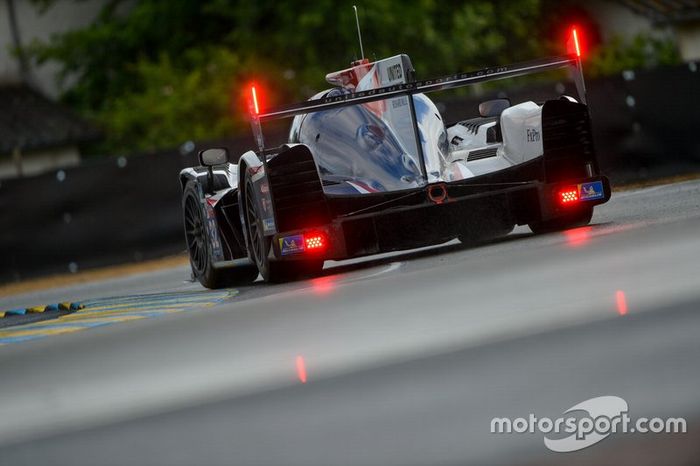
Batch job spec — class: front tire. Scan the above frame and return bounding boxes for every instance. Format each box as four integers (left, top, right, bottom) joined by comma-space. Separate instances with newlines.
182, 182, 258, 288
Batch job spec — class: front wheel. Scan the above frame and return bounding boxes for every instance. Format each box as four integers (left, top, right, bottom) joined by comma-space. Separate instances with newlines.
244, 178, 323, 282
182, 182, 259, 288
528, 207, 593, 234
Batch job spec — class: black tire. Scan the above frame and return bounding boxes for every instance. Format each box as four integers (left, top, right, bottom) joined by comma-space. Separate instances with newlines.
182, 182, 259, 288
244, 178, 323, 282
528, 207, 593, 234
458, 221, 514, 246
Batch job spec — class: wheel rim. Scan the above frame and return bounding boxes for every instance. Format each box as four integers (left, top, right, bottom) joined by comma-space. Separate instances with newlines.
184, 194, 207, 275
245, 181, 265, 267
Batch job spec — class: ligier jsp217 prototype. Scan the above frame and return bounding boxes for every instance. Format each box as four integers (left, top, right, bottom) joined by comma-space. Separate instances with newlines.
180, 30, 610, 287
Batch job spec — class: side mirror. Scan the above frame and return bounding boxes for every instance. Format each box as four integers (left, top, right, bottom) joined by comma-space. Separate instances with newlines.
199, 148, 229, 166
478, 98, 511, 118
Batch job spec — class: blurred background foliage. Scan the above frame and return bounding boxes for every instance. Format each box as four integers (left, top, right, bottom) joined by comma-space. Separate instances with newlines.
586, 33, 680, 77
26, 0, 680, 155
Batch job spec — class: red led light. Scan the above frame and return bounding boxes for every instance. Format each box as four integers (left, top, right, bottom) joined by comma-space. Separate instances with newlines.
559, 188, 579, 205
304, 233, 326, 251
251, 85, 260, 115
567, 26, 583, 58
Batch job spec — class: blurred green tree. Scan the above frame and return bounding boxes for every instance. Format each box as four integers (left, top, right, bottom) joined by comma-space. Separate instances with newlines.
586, 33, 680, 78
26, 0, 678, 155
26, 0, 551, 154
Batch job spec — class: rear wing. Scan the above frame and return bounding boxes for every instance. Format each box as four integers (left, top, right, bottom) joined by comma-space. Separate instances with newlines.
248, 43, 586, 151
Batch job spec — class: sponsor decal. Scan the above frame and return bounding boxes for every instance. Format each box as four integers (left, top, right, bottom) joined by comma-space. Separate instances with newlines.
526, 127, 541, 143
279, 234, 305, 255
391, 96, 408, 109
203, 203, 224, 261
579, 181, 604, 201
386, 63, 403, 81
261, 197, 272, 214
262, 217, 276, 233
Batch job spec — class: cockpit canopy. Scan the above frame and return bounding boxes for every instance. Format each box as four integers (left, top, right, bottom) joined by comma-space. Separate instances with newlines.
288, 54, 450, 194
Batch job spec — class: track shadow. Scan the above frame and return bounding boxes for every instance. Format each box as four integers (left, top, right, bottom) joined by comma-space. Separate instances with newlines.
240, 221, 612, 289
312, 232, 534, 278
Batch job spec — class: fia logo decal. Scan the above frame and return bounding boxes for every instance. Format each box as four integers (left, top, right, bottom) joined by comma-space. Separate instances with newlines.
279, 234, 305, 255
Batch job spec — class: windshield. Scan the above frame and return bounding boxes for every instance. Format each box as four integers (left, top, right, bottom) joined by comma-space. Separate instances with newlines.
296, 91, 426, 194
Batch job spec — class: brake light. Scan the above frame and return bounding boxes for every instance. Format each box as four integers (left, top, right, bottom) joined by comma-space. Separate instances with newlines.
559, 188, 579, 205
279, 231, 329, 255
304, 233, 327, 251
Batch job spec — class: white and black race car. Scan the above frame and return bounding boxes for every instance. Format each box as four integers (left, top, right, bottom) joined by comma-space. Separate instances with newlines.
180, 29, 610, 287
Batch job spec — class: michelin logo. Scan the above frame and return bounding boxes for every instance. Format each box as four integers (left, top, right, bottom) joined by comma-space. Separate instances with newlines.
579, 181, 604, 200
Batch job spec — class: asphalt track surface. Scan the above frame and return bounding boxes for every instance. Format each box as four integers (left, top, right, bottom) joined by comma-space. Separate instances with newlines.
1, 180, 699, 465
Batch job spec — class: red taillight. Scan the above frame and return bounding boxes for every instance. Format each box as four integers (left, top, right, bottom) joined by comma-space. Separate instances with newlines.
559, 188, 579, 205
279, 231, 329, 256
304, 233, 327, 252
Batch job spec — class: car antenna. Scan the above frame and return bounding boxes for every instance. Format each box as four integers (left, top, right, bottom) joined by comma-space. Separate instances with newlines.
353, 5, 365, 61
